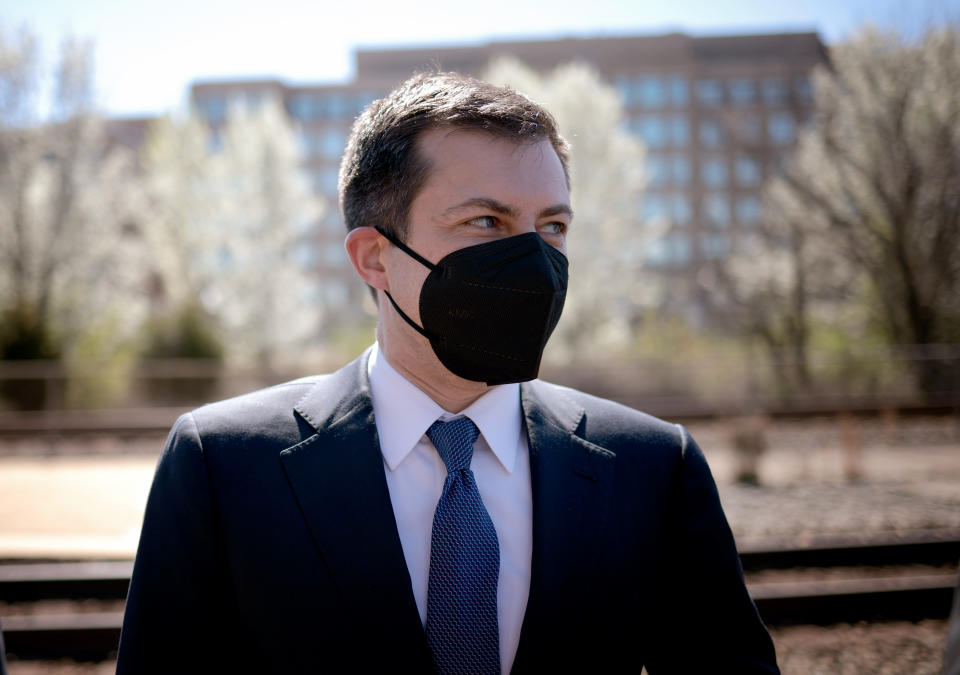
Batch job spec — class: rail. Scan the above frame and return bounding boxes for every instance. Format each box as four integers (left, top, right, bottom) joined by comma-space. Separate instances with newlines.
1, 530, 958, 660
0, 399, 956, 441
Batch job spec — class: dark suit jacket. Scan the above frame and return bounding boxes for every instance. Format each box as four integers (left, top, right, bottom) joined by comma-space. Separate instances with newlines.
117, 351, 778, 673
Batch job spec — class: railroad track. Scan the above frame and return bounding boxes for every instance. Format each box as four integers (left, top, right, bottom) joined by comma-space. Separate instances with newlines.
1, 530, 958, 661
1, 397, 957, 440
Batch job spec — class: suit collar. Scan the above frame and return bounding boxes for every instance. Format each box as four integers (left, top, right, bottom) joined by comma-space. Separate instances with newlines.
368, 341, 523, 474
281, 349, 433, 669
367, 342, 448, 471
282, 360, 616, 674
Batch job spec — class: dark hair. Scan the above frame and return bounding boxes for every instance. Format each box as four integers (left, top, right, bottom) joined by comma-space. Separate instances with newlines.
339, 71, 570, 242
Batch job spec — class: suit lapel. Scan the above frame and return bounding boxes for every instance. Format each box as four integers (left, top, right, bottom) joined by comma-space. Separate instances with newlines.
512, 380, 616, 672
279, 352, 431, 669
279, 359, 616, 672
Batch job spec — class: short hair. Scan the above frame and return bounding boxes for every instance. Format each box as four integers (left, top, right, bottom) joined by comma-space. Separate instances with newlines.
339, 71, 570, 242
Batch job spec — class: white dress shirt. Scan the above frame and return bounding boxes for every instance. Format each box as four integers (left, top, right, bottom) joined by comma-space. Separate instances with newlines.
367, 342, 532, 674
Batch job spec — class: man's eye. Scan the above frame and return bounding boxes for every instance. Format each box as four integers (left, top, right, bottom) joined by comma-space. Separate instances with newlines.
466, 216, 498, 229
540, 221, 567, 235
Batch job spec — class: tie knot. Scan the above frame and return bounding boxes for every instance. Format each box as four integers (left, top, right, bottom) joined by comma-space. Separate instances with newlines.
426, 417, 480, 473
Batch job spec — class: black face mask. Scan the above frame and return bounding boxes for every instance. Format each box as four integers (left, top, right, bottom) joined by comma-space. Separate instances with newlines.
376, 226, 568, 385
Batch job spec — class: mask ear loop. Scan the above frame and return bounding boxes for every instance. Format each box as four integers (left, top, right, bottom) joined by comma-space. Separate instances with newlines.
374, 226, 438, 340
382, 291, 431, 339
374, 226, 440, 272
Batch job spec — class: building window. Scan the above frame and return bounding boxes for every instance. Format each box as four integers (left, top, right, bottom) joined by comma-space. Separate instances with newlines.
701, 157, 728, 188
735, 155, 762, 185
310, 168, 340, 194
631, 115, 689, 148
298, 130, 318, 157
673, 156, 691, 186
702, 233, 730, 259
667, 75, 689, 106
671, 194, 693, 224
794, 74, 813, 103
326, 94, 347, 119
761, 77, 789, 106
642, 194, 668, 221
233, 90, 270, 111
357, 91, 379, 110
647, 155, 692, 187
736, 113, 763, 144
671, 115, 690, 146
289, 93, 357, 120
646, 232, 691, 266
643, 192, 694, 228
618, 75, 688, 109
735, 195, 763, 224
322, 167, 340, 194
614, 75, 633, 106
633, 116, 666, 148
290, 94, 319, 120
700, 119, 724, 148
196, 96, 227, 125
728, 78, 756, 105
321, 129, 345, 159
647, 156, 669, 187
768, 112, 797, 145
348, 94, 371, 117
704, 193, 730, 226
696, 79, 724, 106
290, 94, 311, 120
636, 75, 665, 108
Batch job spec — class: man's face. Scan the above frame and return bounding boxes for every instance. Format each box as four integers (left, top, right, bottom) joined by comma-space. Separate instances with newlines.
383, 126, 572, 333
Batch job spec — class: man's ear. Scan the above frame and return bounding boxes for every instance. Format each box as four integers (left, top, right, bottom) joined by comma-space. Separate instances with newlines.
344, 226, 389, 291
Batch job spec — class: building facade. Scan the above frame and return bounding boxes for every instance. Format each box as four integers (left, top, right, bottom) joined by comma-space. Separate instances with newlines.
190, 31, 827, 316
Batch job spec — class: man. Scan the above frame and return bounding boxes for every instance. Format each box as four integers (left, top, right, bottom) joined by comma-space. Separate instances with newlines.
117, 72, 779, 673
946, 575, 960, 675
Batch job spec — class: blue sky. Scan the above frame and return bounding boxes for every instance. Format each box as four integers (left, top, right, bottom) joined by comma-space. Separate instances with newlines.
2, 0, 957, 117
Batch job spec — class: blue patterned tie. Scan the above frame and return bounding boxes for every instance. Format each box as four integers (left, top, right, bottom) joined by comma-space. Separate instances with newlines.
425, 417, 501, 675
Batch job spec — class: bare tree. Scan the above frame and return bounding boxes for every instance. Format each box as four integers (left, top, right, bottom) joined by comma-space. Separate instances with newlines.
0, 26, 146, 362
718, 25, 960, 396
708, 185, 855, 395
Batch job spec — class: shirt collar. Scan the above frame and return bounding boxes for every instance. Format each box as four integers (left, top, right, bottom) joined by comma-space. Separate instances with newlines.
368, 342, 521, 474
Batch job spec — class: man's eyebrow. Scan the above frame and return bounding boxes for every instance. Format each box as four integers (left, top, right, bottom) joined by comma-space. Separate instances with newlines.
442, 198, 574, 220
442, 197, 519, 219
540, 204, 574, 220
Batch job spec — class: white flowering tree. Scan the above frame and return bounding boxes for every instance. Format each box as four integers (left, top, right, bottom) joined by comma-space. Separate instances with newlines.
0, 26, 146, 366
140, 100, 325, 368
484, 58, 651, 358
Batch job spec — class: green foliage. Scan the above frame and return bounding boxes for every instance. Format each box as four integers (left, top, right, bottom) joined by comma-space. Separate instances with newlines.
63, 314, 137, 409
0, 304, 60, 360
141, 302, 224, 360
324, 317, 377, 362
789, 320, 906, 397
0, 304, 60, 409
